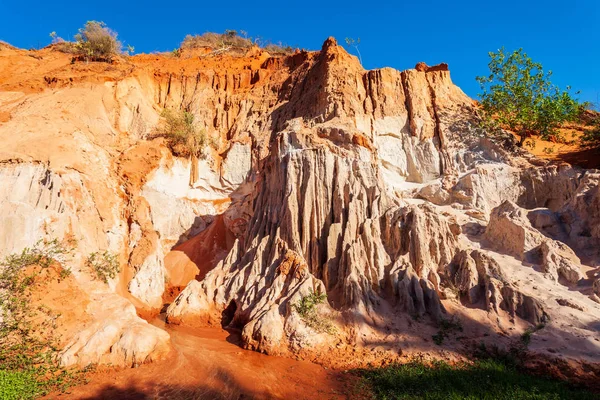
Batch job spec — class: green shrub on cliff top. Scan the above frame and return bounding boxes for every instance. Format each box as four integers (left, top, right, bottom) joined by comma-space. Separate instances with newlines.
51, 21, 133, 61
477, 48, 580, 146
73, 21, 122, 61
181, 30, 252, 51
180, 30, 295, 55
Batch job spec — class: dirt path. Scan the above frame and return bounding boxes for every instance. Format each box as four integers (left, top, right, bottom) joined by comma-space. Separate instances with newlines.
51, 317, 352, 399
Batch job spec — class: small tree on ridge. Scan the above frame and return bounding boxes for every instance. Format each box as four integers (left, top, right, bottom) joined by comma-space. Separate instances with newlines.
476, 48, 580, 146
74, 21, 123, 62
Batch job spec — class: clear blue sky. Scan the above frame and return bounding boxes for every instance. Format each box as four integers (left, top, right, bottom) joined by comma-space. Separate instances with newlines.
1, 0, 598, 104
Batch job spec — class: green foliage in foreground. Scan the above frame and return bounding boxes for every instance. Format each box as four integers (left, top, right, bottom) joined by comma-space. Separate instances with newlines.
0, 370, 43, 400
359, 358, 595, 400
0, 240, 86, 399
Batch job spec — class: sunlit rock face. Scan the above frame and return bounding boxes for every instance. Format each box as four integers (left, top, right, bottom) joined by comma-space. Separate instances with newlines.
1, 38, 599, 374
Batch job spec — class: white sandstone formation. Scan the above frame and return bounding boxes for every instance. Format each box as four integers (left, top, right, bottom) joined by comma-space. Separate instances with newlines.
0, 37, 599, 376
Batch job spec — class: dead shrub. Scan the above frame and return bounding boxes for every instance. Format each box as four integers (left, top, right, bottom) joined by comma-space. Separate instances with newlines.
181, 30, 252, 52
51, 21, 132, 62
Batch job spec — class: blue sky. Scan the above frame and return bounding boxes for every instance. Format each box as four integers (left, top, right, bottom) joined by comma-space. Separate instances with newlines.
1, 0, 598, 104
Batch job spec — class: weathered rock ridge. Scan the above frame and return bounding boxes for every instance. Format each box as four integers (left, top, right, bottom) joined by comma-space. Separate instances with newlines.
0, 38, 599, 378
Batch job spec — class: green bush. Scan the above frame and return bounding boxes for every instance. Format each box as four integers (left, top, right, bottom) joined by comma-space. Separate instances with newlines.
582, 115, 600, 147
0, 370, 43, 400
152, 109, 209, 158
50, 22, 134, 60
86, 251, 119, 283
150, 108, 220, 185
477, 48, 580, 146
49, 32, 77, 53
293, 290, 336, 334
1, 240, 70, 364
263, 42, 294, 55
358, 358, 595, 400
73, 21, 124, 62
0, 240, 83, 398
1, 239, 69, 281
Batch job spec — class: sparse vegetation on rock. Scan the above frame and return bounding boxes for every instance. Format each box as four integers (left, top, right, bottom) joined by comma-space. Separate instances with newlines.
151, 108, 219, 184
0, 240, 83, 399
431, 317, 463, 345
477, 48, 580, 146
86, 250, 119, 283
180, 30, 295, 55
262, 42, 294, 55
293, 291, 336, 334
152, 109, 209, 158
582, 113, 600, 147
48, 31, 77, 54
344, 37, 362, 64
181, 30, 252, 51
520, 323, 546, 347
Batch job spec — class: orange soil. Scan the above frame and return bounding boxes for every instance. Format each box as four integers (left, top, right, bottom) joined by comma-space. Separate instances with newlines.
0, 45, 275, 95
50, 319, 350, 400
26, 264, 92, 349
514, 124, 600, 169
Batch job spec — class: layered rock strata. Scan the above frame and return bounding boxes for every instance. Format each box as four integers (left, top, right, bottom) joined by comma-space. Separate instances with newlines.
0, 38, 598, 372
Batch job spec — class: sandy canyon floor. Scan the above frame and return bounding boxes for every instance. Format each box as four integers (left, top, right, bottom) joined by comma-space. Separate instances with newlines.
49, 317, 348, 400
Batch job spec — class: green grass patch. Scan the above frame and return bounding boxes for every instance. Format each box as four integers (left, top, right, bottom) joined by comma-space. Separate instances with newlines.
0, 370, 43, 400
358, 358, 595, 400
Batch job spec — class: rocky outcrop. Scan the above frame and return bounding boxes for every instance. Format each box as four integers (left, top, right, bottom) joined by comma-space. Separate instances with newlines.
499, 285, 548, 326
158, 41, 595, 358
485, 201, 584, 283
593, 279, 600, 297
449, 249, 549, 324
167, 120, 468, 352
60, 292, 171, 367
419, 163, 583, 221
539, 241, 584, 284
2, 38, 599, 375
0, 160, 171, 368
0, 162, 114, 257
558, 172, 600, 260
485, 201, 542, 259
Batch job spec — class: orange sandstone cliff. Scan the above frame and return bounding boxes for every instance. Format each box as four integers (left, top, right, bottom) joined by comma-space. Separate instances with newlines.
0, 39, 599, 384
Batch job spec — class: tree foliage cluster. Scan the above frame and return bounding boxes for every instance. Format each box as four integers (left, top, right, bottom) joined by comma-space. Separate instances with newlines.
477, 48, 582, 146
